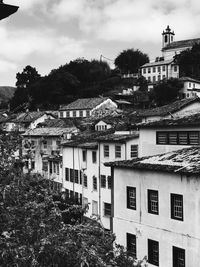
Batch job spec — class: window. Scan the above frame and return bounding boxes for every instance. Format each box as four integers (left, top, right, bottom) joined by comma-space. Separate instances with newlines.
31, 161, 35, 169
66, 111, 70, 117
83, 197, 88, 208
127, 233, 136, 258
171, 194, 183, 221
73, 111, 76, 117
86, 110, 90, 117
104, 202, 111, 216
42, 161, 48, 171
162, 65, 165, 71
189, 82, 191, 88
101, 175, 106, 188
115, 145, 121, 158
104, 145, 109, 157
193, 83, 195, 88
75, 170, 79, 183
158, 66, 161, 72
174, 65, 178, 72
153, 76, 156, 82
69, 169, 74, 182
148, 77, 151, 82
53, 162, 56, 173
79, 170, 82, 184
65, 168, 69, 181
148, 190, 159, 215
148, 239, 159, 266
24, 160, 29, 169
93, 176, 97, 190
43, 140, 47, 149
60, 111, 64, 118
92, 151, 97, 163
158, 75, 161, 81
156, 131, 200, 145
153, 67, 156, 73
79, 110, 83, 117
82, 150, 87, 162
173, 246, 185, 267
130, 145, 138, 158
92, 200, 98, 215
127, 187, 136, 210
84, 174, 88, 188
143, 68, 146, 74
107, 176, 112, 189
148, 68, 151, 73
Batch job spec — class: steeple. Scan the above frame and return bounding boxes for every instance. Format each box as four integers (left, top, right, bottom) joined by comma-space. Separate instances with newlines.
162, 25, 175, 49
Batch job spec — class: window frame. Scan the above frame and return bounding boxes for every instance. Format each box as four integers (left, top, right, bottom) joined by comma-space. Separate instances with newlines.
173, 246, 185, 267
148, 189, 159, 215
107, 176, 112, 189
104, 202, 111, 217
93, 176, 97, 191
104, 144, 109, 157
130, 145, 138, 158
101, 175, 106, 188
171, 193, 184, 221
115, 145, 121, 158
127, 233, 137, 258
127, 186, 136, 210
83, 174, 88, 188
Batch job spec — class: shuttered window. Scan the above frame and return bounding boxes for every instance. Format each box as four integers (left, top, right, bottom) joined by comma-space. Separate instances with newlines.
157, 131, 200, 145
157, 132, 168, 144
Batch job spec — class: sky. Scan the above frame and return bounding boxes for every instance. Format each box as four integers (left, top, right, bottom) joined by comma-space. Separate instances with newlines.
1, 0, 200, 86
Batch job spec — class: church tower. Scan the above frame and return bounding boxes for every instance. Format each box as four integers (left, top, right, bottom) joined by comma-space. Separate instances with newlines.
162, 25, 175, 49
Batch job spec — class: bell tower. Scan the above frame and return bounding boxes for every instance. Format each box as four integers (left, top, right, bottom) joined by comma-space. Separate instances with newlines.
162, 25, 175, 49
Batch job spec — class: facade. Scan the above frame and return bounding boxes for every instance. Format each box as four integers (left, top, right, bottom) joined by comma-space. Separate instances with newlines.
62, 132, 139, 230
22, 127, 79, 187
106, 147, 200, 267
138, 112, 200, 157
179, 77, 200, 98
59, 97, 117, 118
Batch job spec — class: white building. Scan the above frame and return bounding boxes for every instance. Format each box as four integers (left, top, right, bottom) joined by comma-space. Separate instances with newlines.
62, 132, 139, 230
138, 111, 200, 157
105, 146, 200, 267
179, 77, 200, 98
59, 97, 117, 118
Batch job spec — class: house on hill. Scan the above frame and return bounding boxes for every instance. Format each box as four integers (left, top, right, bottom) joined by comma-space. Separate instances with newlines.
59, 97, 117, 118
105, 146, 200, 267
179, 77, 200, 98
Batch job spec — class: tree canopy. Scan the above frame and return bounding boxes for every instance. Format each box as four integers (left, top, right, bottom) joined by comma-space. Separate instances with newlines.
152, 78, 183, 106
174, 43, 200, 79
114, 49, 149, 74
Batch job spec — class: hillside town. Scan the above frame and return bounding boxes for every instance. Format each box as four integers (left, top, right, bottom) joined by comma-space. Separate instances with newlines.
1, 1, 200, 267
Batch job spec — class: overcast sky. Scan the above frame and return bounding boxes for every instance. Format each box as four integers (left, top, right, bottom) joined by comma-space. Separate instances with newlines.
1, 0, 200, 86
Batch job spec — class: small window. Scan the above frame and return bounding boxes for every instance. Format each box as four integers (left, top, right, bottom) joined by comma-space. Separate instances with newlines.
158, 75, 161, 81
148, 68, 151, 73
73, 111, 76, 117
168, 132, 178, 145
107, 176, 112, 189
157, 132, 168, 144
188, 131, 199, 145
92, 151, 97, 163
174, 65, 178, 72
148, 239, 159, 266
162, 65, 165, 71
148, 190, 159, 215
153, 67, 156, 73
84, 174, 88, 188
92, 200, 98, 215
75, 170, 79, 183
70, 169, 74, 182
173, 246, 185, 267
101, 175, 106, 188
66, 111, 70, 117
158, 66, 161, 72
171, 194, 183, 221
127, 187, 136, 210
153, 76, 156, 82
148, 76, 151, 82
143, 68, 146, 74
115, 145, 121, 158
104, 202, 111, 217
93, 176, 97, 191
127, 233, 136, 258
60, 111, 64, 118
86, 110, 90, 117
79, 110, 83, 117
104, 145, 109, 157
130, 145, 138, 158
65, 168, 69, 181
82, 150, 87, 162
189, 82, 191, 88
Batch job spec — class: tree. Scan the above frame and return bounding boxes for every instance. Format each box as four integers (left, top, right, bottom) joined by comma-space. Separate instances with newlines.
152, 78, 183, 106
10, 65, 41, 110
174, 43, 200, 79
114, 49, 149, 74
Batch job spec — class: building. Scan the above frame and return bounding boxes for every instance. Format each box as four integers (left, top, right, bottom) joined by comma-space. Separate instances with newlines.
62, 131, 139, 230
22, 127, 79, 188
105, 146, 200, 267
59, 97, 117, 118
138, 111, 200, 157
179, 77, 200, 98
137, 97, 200, 123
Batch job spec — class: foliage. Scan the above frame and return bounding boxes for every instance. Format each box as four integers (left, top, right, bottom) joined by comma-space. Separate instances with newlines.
137, 76, 148, 92
114, 49, 149, 74
174, 43, 200, 79
11, 66, 41, 110
152, 78, 183, 106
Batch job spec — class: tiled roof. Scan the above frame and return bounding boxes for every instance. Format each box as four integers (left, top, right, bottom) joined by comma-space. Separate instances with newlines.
137, 97, 200, 117
23, 127, 77, 137
60, 97, 109, 111
162, 38, 200, 51
138, 111, 200, 128
105, 146, 200, 175
179, 77, 200, 83
96, 132, 139, 142
38, 118, 76, 128
7, 111, 50, 123
141, 59, 173, 68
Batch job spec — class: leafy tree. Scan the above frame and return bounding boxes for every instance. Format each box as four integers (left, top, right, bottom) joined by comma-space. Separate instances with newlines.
137, 76, 148, 92
152, 78, 183, 106
114, 49, 149, 74
10, 65, 41, 110
175, 43, 200, 79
